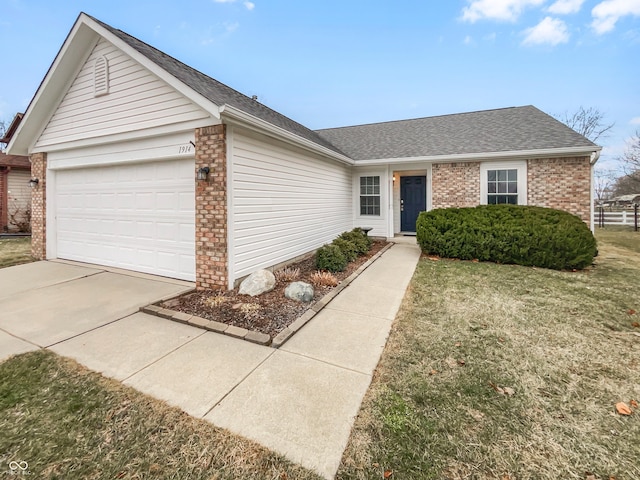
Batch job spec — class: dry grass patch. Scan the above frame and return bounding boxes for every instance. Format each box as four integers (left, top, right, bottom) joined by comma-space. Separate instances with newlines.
338, 231, 640, 480
0, 237, 33, 269
0, 350, 322, 480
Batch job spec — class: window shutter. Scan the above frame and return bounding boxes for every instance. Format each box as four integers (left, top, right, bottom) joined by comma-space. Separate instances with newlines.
94, 56, 109, 97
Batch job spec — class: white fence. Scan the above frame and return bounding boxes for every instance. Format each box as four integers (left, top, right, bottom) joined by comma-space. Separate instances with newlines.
596, 208, 638, 227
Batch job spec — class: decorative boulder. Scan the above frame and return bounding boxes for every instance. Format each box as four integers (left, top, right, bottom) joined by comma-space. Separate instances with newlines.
239, 269, 276, 296
285, 281, 314, 302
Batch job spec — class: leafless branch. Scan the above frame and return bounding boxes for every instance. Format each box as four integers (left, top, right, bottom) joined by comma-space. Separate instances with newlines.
555, 106, 615, 144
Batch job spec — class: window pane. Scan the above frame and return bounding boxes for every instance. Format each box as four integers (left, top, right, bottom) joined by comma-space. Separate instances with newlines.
497, 170, 507, 181
488, 182, 496, 193
507, 169, 518, 181
507, 182, 518, 194
488, 194, 518, 205
359, 176, 381, 216
488, 170, 496, 182
497, 182, 507, 193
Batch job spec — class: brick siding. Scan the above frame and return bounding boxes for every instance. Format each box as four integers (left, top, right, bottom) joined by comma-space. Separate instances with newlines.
432, 162, 481, 208
195, 125, 228, 290
0, 167, 7, 231
30, 153, 47, 259
527, 156, 591, 224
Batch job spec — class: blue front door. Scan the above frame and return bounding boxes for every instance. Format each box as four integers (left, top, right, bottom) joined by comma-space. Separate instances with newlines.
400, 176, 427, 232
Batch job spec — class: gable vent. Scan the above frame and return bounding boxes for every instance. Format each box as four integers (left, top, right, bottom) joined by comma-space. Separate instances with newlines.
94, 55, 109, 97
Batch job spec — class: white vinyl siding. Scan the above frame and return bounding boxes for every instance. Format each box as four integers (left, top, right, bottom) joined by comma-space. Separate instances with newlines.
35, 38, 210, 148
54, 159, 195, 280
230, 129, 352, 281
7, 169, 32, 231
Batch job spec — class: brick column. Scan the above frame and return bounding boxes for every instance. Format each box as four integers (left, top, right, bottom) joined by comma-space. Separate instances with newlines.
195, 125, 228, 290
0, 167, 8, 232
30, 152, 47, 259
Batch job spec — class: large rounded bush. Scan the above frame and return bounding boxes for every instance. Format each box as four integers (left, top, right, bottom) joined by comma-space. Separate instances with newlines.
416, 205, 597, 270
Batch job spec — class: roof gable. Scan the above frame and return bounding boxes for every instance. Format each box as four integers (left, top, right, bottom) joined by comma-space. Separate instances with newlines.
316, 106, 599, 161
34, 35, 212, 149
87, 15, 346, 156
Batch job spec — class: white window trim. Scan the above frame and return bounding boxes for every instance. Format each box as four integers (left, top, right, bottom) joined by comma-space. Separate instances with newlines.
359, 175, 382, 216
480, 160, 527, 205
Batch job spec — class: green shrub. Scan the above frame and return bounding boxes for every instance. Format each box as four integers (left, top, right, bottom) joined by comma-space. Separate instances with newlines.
416, 205, 597, 270
315, 244, 348, 272
332, 238, 358, 262
339, 228, 372, 256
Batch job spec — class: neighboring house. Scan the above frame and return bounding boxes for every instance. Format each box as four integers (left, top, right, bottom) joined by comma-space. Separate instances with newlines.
7, 13, 601, 289
0, 152, 31, 233
604, 194, 640, 208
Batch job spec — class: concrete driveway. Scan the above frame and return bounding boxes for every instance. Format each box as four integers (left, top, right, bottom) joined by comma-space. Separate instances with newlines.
0, 261, 194, 359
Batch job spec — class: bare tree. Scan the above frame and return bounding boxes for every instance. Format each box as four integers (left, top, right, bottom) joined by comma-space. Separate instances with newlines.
617, 130, 640, 192
593, 168, 616, 203
0, 119, 7, 152
555, 106, 614, 144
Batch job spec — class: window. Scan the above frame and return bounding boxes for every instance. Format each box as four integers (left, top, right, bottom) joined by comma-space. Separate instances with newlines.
360, 176, 380, 215
487, 169, 518, 204
480, 161, 527, 206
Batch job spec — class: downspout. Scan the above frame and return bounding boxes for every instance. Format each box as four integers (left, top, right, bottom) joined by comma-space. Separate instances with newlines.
590, 150, 601, 233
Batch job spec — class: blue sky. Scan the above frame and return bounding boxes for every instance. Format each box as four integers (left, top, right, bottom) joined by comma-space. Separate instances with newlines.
1, 0, 638, 171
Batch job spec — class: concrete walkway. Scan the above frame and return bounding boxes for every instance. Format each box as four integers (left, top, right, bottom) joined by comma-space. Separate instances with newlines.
0, 240, 420, 479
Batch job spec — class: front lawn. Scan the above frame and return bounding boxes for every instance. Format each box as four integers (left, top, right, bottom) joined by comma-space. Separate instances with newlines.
338, 229, 640, 479
0, 237, 33, 268
0, 351, 322, 479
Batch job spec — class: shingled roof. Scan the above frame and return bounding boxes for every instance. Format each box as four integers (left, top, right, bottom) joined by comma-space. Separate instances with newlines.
315, 106, 598, 161
88, 15, 347, 157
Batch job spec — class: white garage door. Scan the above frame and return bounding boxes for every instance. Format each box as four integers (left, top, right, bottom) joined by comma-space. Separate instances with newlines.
55, 159, 195, 281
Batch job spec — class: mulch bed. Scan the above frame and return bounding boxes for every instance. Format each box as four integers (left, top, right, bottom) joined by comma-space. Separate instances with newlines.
163, 240, 387, 338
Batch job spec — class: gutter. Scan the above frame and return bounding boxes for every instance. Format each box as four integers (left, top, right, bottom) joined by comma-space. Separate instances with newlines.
219, 104, 355, 166
354, 145, 603, 166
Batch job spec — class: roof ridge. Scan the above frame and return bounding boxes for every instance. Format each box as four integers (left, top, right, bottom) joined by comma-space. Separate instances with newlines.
315, 105, 532, 132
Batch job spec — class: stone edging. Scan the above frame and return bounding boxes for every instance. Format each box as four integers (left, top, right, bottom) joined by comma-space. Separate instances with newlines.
140, 241, 395, 348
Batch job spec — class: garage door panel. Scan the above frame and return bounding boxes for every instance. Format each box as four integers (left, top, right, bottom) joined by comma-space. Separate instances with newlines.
55, 159, 195, 281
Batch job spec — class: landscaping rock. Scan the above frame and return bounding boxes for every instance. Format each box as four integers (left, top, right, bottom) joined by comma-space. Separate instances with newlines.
239, 269, 276, 296
285, 281, 314, 302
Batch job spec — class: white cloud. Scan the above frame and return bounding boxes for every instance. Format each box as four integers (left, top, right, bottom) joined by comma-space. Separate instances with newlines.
464, 35, 474, 45
591, 0, 640, 34
548, 0, 585, 14
213, 0, 255, 8
462, 0, 546, 23
631, 117, 640, 125
522, 16, 570, 45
